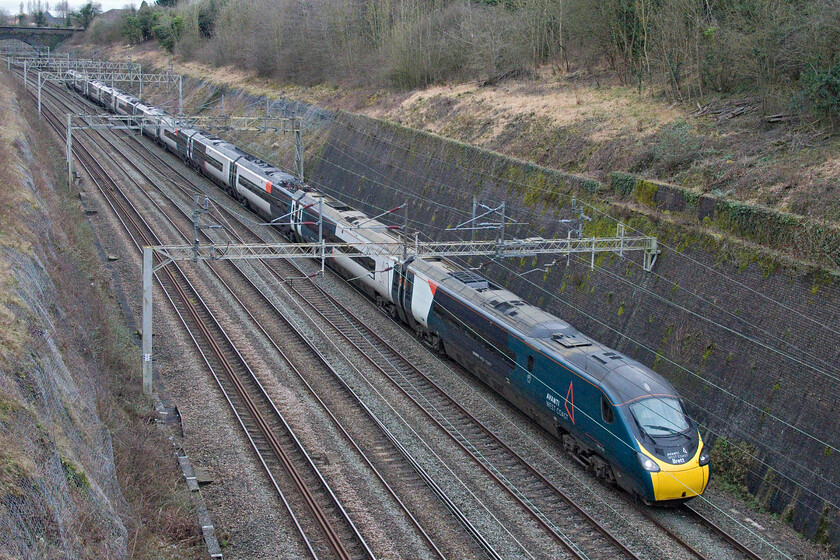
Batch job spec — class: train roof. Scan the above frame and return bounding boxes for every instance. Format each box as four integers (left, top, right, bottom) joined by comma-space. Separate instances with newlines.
411, 257, 677, 405
301, 190, 403, 246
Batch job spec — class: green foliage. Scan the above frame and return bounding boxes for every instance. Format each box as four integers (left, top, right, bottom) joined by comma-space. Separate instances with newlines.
74, 2, 101, 30
610, 171, 637, 196
702, 342, 714, 361
804, 63, 840, 121
121, 12, 143, 43
152, 13, 184, 52
581, 178, 602, 194
196, 0, 221, 38
32, 10, 46, 26
61, 457, 89, 489
815, 503, 834, 545
635, 180, 659, 207
712, 437, 756, 489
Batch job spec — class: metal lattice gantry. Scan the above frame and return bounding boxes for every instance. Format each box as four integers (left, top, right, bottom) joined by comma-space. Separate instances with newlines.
139, 226, 658, 393
28, 68, 183, 117
6, 55, 182, 112
0, 44, 51, 57
71, 70, 181, 103
149, 234, 659, 268
19, 57, 141, 83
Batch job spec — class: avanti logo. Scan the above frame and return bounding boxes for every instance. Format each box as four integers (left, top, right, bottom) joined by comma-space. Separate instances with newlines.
564, 381, 575, 425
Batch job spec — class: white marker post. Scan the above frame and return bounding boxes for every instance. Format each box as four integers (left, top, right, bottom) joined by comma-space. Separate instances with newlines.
142, 246, 153, 395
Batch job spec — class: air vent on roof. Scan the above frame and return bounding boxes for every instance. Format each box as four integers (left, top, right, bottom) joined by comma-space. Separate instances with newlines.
449, 270, 489, 290
552, 333, 592, 348
494, 302, 513, 313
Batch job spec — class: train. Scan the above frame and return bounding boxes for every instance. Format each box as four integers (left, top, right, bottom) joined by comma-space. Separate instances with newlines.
66, 69, 710, 503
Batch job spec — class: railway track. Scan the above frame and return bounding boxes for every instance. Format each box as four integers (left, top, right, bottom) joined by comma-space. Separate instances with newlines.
47, 82, 639, 559
24, 68, 374, 560
31, 72, 506, 559
15, 63, 780, 560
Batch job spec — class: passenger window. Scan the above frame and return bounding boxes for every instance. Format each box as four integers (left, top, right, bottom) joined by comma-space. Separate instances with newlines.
601, 396, 614, 424
527, 355, 534, 373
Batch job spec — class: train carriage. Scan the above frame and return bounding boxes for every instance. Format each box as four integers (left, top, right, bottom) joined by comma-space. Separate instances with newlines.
401, 256, 710, 502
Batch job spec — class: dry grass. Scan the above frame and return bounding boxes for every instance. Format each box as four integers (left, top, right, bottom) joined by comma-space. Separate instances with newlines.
0, 74, 35, 365
0, 433, 36, 498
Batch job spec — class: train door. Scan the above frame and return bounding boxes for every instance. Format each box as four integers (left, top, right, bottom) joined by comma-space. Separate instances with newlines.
228, 163, 238, 197
391, 260, 419, 330
290, 197, 304, 237
402, 268, 416, 328
391, 262, 410, 323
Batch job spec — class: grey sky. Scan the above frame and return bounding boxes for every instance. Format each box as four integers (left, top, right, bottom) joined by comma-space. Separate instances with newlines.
0, 0, 132, 15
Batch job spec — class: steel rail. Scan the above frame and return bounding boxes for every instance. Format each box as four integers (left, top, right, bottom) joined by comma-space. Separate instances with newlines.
685, 505, 765, 560
34, 75, 498, 560
48, 78, 633, 559
29, 77, 370, 560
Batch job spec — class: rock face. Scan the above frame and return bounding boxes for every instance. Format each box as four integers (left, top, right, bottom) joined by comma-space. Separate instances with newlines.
0, 76, 128, 559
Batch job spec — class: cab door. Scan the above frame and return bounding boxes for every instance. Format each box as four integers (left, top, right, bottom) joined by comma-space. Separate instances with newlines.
391, 260, 419, 329
391, 262, 408, 323
290, 198, 304, 236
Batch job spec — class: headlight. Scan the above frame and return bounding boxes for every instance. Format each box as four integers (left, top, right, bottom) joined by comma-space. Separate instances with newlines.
637, 452, 660, 472
698, 445, 710, 466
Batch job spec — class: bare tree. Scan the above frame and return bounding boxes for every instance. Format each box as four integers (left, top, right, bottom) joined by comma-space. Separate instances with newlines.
55, 0, 68, 19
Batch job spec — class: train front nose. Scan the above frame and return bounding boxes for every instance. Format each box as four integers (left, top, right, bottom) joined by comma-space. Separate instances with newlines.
637, 438, 710, 502
650, 462, 709, 501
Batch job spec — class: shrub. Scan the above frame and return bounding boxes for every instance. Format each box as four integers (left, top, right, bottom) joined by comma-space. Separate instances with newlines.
804, 63, 840, 122
86, 15, 123, 44
712, 437, 755, 488
153, 13, 185, 53
609, 171, 637, 196
652, 120, 702, 174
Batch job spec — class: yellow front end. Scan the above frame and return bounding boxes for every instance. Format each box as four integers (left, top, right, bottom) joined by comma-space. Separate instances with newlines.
639, 437, 710, 501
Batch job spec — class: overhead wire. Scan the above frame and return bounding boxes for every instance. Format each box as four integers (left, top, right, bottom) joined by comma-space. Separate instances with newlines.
310, 129, 840, 412
317, 126, 840, 391
215, 120, 840, 457
244, 135, 840, 456
273, 138, 840, 511
418, 277, 793, 558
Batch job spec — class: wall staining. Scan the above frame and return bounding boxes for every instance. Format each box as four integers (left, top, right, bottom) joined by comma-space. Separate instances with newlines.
306, 110, 840, 550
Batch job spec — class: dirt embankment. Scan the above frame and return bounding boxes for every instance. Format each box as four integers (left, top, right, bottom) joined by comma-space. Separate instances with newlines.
0, 71, 200, 558
94, 42, 840, 224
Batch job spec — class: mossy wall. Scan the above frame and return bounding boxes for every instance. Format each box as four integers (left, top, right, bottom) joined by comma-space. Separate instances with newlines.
304, 111, 840, 549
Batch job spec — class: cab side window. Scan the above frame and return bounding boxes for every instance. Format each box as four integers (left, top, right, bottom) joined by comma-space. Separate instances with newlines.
601, 396, 614, 424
